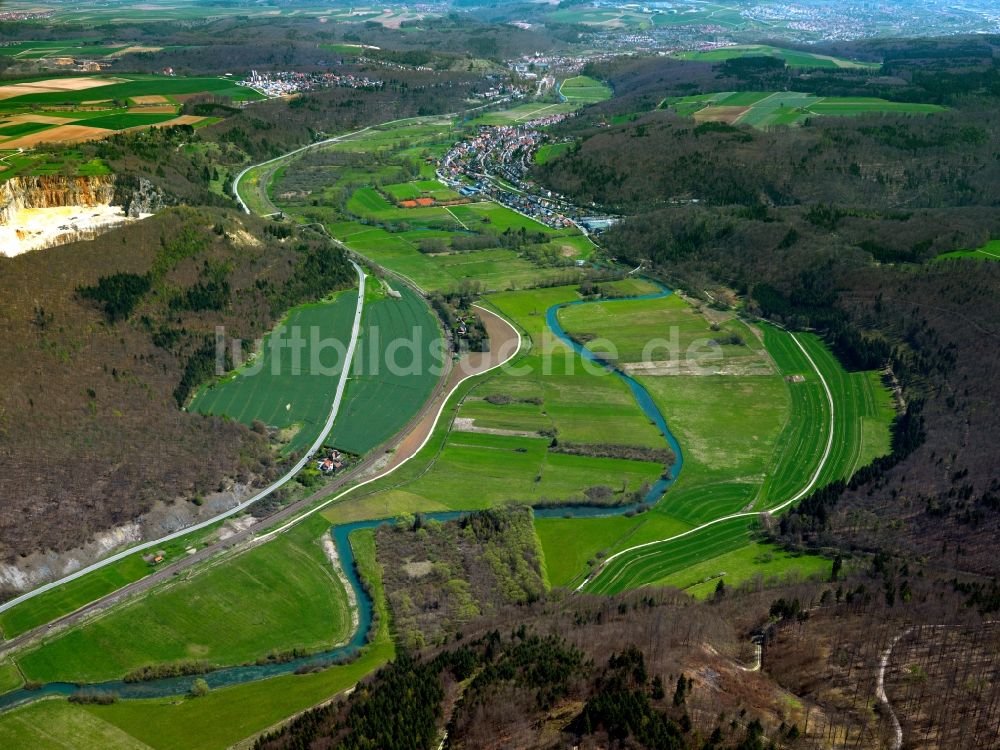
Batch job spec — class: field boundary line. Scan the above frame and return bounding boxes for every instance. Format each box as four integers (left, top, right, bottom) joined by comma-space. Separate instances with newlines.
577, 331, 837, 593
0, 262, 367, 617
444, 205, 469, 230
255, 304, 522, 541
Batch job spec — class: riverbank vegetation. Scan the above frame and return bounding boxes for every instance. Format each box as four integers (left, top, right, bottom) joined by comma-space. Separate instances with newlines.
13, 517, 352, 684
376, 506, 545, 649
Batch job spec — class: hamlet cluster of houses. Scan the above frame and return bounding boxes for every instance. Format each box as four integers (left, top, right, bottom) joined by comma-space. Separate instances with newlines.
437, 115, 616, 233
239, 70, 382, 98
315, 448, 346, 475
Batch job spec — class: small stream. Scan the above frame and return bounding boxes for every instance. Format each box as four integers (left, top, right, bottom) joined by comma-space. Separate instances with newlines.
0, 280, 684, 712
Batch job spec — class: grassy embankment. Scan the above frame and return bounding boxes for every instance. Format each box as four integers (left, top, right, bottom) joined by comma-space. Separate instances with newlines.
0, 529, 392, 750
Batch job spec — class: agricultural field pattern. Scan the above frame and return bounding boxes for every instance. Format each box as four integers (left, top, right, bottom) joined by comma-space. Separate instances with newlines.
5, 41, 971, 744
663, 90, 946, 128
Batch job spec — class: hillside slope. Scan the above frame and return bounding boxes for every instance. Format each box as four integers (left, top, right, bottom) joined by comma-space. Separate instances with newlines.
0, 208, 353, 579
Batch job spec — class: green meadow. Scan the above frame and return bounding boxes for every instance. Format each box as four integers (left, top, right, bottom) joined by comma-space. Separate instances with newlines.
654, 541, 832, 598
330, 283, 442, 455
321, 283, 672, 525
14, 517, 352, 684
531, 287, 893, 592
559, 75, 612, 103
189, 292, 357, 456
663, 90, 945, 128
584, 517, 759, 595
936, 239, 1000, 262
0, 74, 261, 106
264, 109, 595, 295
534, 141, 572, 164
574, 322, 894, 594
0, 520, 228, 641
0, 77, 904, 742
557, 292, 770, 368
0, 529, 393, 750
676, 44, 878, 69
0, 699, 152, 750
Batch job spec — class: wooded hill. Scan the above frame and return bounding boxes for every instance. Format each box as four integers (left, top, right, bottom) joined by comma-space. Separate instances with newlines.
536, 44, 1000, 596
255, 554, 1000, 749
0, 208, 353, 568
0, 59, 503, 571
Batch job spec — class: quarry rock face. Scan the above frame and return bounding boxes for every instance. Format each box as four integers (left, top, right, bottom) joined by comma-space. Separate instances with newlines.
118, 176, 166, 218
0, 174, 118, 225
0, 173, 165, 255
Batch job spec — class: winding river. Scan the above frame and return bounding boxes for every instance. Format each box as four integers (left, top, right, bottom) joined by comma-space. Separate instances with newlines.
0, 280, 684, 712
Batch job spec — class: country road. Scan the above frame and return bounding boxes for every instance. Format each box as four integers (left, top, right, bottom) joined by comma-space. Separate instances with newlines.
0, 98, 518, 652
0, 261, 367, 625
0, 305, 520, 659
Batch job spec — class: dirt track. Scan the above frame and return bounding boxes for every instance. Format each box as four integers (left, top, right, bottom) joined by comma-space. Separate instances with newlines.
0, 307, 520, 658
377, 307, 520, 475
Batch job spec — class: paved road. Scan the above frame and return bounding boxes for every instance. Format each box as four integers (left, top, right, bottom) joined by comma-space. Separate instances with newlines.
0, 98, 517, 647
0, 305, 520, 658
577, 330, 837, 593
0, 261, 366, 622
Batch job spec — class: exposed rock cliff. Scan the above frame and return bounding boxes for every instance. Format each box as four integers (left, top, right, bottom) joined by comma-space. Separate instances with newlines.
0, 174, 118, 225
115, 175, 166, 218
0, 174, 165, 256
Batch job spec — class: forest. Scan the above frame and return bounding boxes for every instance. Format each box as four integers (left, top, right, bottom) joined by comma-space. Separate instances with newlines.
0, 207, 354, 568
536, 44, 1000, 616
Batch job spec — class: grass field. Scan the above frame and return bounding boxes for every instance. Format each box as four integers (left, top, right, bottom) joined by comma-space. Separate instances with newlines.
585, 517, 758, 595
470, 102, 579, 126
663, 91, 945, 128
0, 40, 180, 61
0, 75, 260, 106
0, 519, 229, 641
544, 1, 746, 29
0, 659, 22, 694
0, 699, 153, 750
0, 529, 394, 750
189, 291, 356, 456
559, 75, 612, 103
936, 239, 1000, 262
537, 513, 692, 588
0, 121, 52, 137
557, 293, 770, 369
382, 180, 459, 203
320, 284, 671, 525
572, 321, 895, 594
14, 517, 352, 684
75, 112, 180, 130
654, 541, 831, 598
534, 142, 571, 165
0, 74, 260, 152
328, 283, 442, 455
676, 44, 878, 69
261, 109, 593, 295
530, 287, 893, 592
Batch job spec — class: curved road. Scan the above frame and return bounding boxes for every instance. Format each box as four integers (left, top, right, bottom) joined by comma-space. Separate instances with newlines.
0, 261, 367, 619
0, 102, 514, 647
577, 329, 837, 592
0, 305, 520, 658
